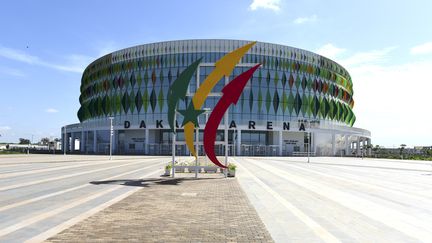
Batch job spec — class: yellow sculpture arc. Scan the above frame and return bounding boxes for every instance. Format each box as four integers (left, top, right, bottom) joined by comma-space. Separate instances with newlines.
184, 42, 256, 157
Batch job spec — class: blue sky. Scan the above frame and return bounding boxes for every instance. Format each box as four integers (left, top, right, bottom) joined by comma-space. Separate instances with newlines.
1, 0, 431, 147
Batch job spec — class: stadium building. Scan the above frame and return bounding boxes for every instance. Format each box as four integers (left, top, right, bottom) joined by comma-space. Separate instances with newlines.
62, 39, 371, 156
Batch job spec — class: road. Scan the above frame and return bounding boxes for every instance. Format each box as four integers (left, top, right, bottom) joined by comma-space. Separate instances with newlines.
234, 157, 432, 243
0, 154, 169, 243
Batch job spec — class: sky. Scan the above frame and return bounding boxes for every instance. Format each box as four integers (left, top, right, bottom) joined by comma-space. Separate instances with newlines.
0, 0, 431, 147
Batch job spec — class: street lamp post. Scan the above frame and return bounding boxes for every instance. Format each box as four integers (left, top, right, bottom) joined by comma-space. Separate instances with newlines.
195, 115, 199, 179
224, 76, 229, 178
109, 117, 114, 160
307, 132, 310, 163
196, 108, 211, 179
233, 129, 236, 157
172, 112, 176, 178
64, 127, 67, 155
27, 134, 33, 155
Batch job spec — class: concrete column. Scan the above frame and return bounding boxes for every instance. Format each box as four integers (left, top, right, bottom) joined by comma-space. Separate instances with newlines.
112, 130, 117, 154
80, 130, 85, 153
85, 131, 89, 154
145, 128, 149, 155
62, 130, 68, 153
236, 129, 241, 156
331, 132, 336, 156
70, 133, 75, 152
356, 136, 361, 156
93, 130, 97, 154
345, 135, 350, 156
312, 132, 316, 155
367, 138, 372, 156
278, 131, 283, 156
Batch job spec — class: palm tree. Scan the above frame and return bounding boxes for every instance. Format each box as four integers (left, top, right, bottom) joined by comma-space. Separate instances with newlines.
372, 144, 380, 157
40, 137, 50, 145
400, 144, 407, 159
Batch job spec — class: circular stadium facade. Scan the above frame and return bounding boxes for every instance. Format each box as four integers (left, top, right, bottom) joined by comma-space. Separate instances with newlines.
62, 39, 371, 156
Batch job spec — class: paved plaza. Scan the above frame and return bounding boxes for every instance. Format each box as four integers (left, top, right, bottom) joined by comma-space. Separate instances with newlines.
46, 175, 273, 243
0, 155, 432, 242
0, 155, 168, 242
234, 157, 432, 242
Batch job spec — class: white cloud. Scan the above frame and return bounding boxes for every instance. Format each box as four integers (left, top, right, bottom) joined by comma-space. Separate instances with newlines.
249, 0, 281, 12
0, 126, 11, 131
45, 108, 59, 113
48, 54, 93, 73
316, 43, 346, 59
315, 44, 396, 67
0, 45, 91, 73
0, 66, 26, 77
339, 46, 397, 67
0, 46, 39, 64
351, 60, 432, 147
410, 42, 432, 55
314, 44, 430, 146
293, 15, 317, 24
96, 41, 119, 57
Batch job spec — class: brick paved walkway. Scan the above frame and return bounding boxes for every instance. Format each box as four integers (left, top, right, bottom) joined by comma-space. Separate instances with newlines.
46, 174, 273, 242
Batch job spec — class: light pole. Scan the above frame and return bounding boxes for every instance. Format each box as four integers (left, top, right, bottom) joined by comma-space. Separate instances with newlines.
64, 126, 67, 155
224, 76, 229, 178
31, 134, 33, 154
196, 108, 211, 179
195, 114, 199, 179
109, 117, 114, 160
172, 112, 176, 178
27, 134, 33, 155
233, 129, 236, 157
306, 132, 310, 163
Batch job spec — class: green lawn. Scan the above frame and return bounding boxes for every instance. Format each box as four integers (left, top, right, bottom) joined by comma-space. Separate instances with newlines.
0, 150, 25, 155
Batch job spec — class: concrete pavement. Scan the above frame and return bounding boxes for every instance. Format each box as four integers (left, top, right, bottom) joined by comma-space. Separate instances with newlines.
234, 157, 432, 242
0, 155, 169, 242
45, 174, 273, 243
2, 155, 432, 242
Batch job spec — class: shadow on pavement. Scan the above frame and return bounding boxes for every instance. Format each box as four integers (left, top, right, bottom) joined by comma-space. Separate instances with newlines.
90, 177, 220, 187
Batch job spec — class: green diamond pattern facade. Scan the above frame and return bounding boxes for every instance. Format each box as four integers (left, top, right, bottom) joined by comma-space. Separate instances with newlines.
65, 39, 370, 156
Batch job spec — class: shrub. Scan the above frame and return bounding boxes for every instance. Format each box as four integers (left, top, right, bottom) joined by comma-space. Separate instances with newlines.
228, 163, 236, 171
